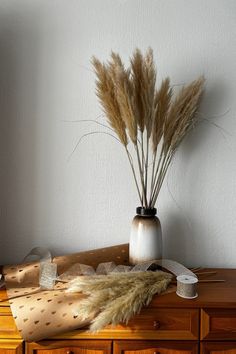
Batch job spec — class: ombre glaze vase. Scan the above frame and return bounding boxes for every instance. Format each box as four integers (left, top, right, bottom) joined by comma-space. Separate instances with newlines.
129, 207, 162, 265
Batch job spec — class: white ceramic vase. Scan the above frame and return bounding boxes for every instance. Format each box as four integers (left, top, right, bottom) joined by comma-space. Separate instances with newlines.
129, 207, 162, 265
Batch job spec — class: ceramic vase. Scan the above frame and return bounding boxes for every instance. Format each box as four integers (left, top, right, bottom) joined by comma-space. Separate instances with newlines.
129, 207, 162, 265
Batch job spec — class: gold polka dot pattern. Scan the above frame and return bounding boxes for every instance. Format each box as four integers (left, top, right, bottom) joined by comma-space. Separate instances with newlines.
3, 244, 129, 342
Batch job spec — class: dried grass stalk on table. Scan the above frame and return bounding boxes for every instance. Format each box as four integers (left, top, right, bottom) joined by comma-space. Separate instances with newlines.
68, 270, 172, 332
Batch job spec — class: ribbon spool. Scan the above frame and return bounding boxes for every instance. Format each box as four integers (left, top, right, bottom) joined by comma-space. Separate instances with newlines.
176, 274, 198, 299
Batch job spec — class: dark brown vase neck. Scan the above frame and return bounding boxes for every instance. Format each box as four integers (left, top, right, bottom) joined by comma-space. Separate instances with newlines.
136, 207, 157, 216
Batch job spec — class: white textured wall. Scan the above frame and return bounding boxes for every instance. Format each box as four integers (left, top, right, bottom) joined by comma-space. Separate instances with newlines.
0, 0, 236, 266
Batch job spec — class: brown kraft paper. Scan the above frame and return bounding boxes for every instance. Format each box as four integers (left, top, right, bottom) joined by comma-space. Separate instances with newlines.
2, 244, 129, 342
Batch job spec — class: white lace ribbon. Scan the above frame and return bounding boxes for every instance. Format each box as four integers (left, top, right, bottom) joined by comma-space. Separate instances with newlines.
2, 248, 198, 298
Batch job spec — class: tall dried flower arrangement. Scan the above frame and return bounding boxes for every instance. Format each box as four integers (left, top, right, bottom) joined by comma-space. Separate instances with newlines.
92, 48, 204, 209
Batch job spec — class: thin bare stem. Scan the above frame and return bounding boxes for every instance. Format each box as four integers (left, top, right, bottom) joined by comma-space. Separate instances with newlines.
141, 132, 144, 205
151, 152, 173, 207
62, 119, 115, 132
150, 150, 169, 207
68, 131, 122, 161
125, 147, 142, 204
141, 132, 145, 175
149, 149, 157, 206
150, 147, 165, 204
156, 158, 171, 197
135, 144, 148, 207
200, 117, 229, 138
144, 134, 149, 205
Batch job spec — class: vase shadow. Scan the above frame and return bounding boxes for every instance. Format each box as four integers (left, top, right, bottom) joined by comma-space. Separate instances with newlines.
162, 211, 209, 268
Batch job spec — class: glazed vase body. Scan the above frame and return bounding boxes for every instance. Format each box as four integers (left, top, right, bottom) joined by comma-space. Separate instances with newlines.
129, 207, 162, 265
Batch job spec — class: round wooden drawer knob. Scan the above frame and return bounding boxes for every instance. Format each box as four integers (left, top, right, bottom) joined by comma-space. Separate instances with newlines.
154, 352, 160, 354
153, 320, 161, 329
66, 351, 74, 354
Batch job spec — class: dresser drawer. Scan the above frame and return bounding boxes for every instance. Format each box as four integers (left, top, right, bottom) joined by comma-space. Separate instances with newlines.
0, 308, 21, 339
105, 308, 199, 340
201, 308, 236, 340
26, 340, 112, 354
201, 342, 236, 353
56, 308, 199, 340
0, 340, 23, 354
114, 340, 198, 354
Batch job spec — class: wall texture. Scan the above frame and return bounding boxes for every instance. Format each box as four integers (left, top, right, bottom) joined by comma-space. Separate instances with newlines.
0, 0, 236, 266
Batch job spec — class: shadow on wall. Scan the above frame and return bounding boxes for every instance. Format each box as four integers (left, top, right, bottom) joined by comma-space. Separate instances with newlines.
163, 212, 188, 262
159, 81, 228, 267
163, 211, 207, 267
181, 80, 228, 158
0, 10, 41, 264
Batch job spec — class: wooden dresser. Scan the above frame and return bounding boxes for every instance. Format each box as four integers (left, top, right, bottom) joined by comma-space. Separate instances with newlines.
0, 269, 236, 354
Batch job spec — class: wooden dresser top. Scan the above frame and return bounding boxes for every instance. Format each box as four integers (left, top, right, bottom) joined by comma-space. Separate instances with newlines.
0, 269, 236, 341
1, 268, 236, 310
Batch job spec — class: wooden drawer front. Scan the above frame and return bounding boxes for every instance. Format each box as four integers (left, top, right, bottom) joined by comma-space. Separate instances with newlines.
0, 313, 21, 339
201, 342, 236, 353
26, 340, 112, 354
110, 308, 199, 340
113, 340, 198, 354
0, 340, 23, 354
201, 309, 236, 340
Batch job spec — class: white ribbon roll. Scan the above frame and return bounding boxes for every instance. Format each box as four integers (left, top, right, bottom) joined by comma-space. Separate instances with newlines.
176, 274, 198, 299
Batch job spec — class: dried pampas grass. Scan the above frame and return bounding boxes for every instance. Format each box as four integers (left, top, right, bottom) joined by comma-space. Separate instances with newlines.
68, 271, 172, 332
92, 48, 205, 208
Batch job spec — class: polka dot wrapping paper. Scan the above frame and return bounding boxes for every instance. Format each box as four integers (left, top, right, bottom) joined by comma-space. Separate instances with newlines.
2, 244, 129, 342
